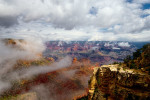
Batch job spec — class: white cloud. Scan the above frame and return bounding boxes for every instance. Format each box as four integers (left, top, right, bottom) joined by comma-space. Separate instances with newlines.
0, 38, 72, 94
0, 0, 149, 41
133, 0, 150, 4
118, 42, 130, 47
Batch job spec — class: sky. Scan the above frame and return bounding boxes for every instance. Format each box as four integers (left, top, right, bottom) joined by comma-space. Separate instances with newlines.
0, 0, 150, 41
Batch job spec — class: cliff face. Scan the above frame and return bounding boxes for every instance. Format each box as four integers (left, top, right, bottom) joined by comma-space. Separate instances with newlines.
88, 65, 150, 100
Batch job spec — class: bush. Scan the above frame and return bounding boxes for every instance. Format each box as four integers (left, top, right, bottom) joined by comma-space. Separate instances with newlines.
123, 44, 150, 73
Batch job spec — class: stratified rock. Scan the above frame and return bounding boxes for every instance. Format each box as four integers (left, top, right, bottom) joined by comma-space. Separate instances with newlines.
88, 65, 150, 100
0, 92, 37, 100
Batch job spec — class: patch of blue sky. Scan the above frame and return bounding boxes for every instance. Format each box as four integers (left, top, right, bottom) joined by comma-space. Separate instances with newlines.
99, 28, 109, 32
141, 14, 149, 18
89, 7, 98, 15
126, 0, 132, 3
98, 24, 121, 33
142, 3, 150, 10
126, 0, 150, 10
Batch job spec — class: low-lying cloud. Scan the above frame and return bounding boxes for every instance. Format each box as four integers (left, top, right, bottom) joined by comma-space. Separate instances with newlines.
118, 42, 130, 47
0, 39, 72, 95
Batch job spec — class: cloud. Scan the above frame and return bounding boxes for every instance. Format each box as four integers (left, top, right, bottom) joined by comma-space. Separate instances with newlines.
118, 42, 130, 47
133, 0, 150, 4
0, 0, 149, 41
8, 56, 72, 80
0, 38, 45, 93
0, 38, 72, 95
0, 16, 18, 27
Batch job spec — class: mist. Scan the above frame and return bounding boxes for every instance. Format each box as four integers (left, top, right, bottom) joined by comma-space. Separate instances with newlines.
0, 38, 72, 95
8, 56, 72, 80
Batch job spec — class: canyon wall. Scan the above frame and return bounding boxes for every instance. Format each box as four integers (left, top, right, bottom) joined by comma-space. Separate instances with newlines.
88, 65, 150, 100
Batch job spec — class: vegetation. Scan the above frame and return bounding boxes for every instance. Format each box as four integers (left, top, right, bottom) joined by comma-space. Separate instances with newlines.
77, 95, 88, 100
96, 69, 101, 85
124, 44, 150, 74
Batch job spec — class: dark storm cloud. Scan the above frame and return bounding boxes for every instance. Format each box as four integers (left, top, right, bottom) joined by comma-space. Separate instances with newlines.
0, 16, 18, 27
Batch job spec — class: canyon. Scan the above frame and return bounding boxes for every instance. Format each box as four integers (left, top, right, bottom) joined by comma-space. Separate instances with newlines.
80, 64, 150, 100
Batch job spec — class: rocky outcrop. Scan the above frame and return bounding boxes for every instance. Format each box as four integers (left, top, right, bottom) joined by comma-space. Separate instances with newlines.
0, 92, 37, 100
88, 65, 150, 100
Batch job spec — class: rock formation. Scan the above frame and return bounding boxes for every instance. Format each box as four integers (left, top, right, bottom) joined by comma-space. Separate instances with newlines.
87, 65, 150, 100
